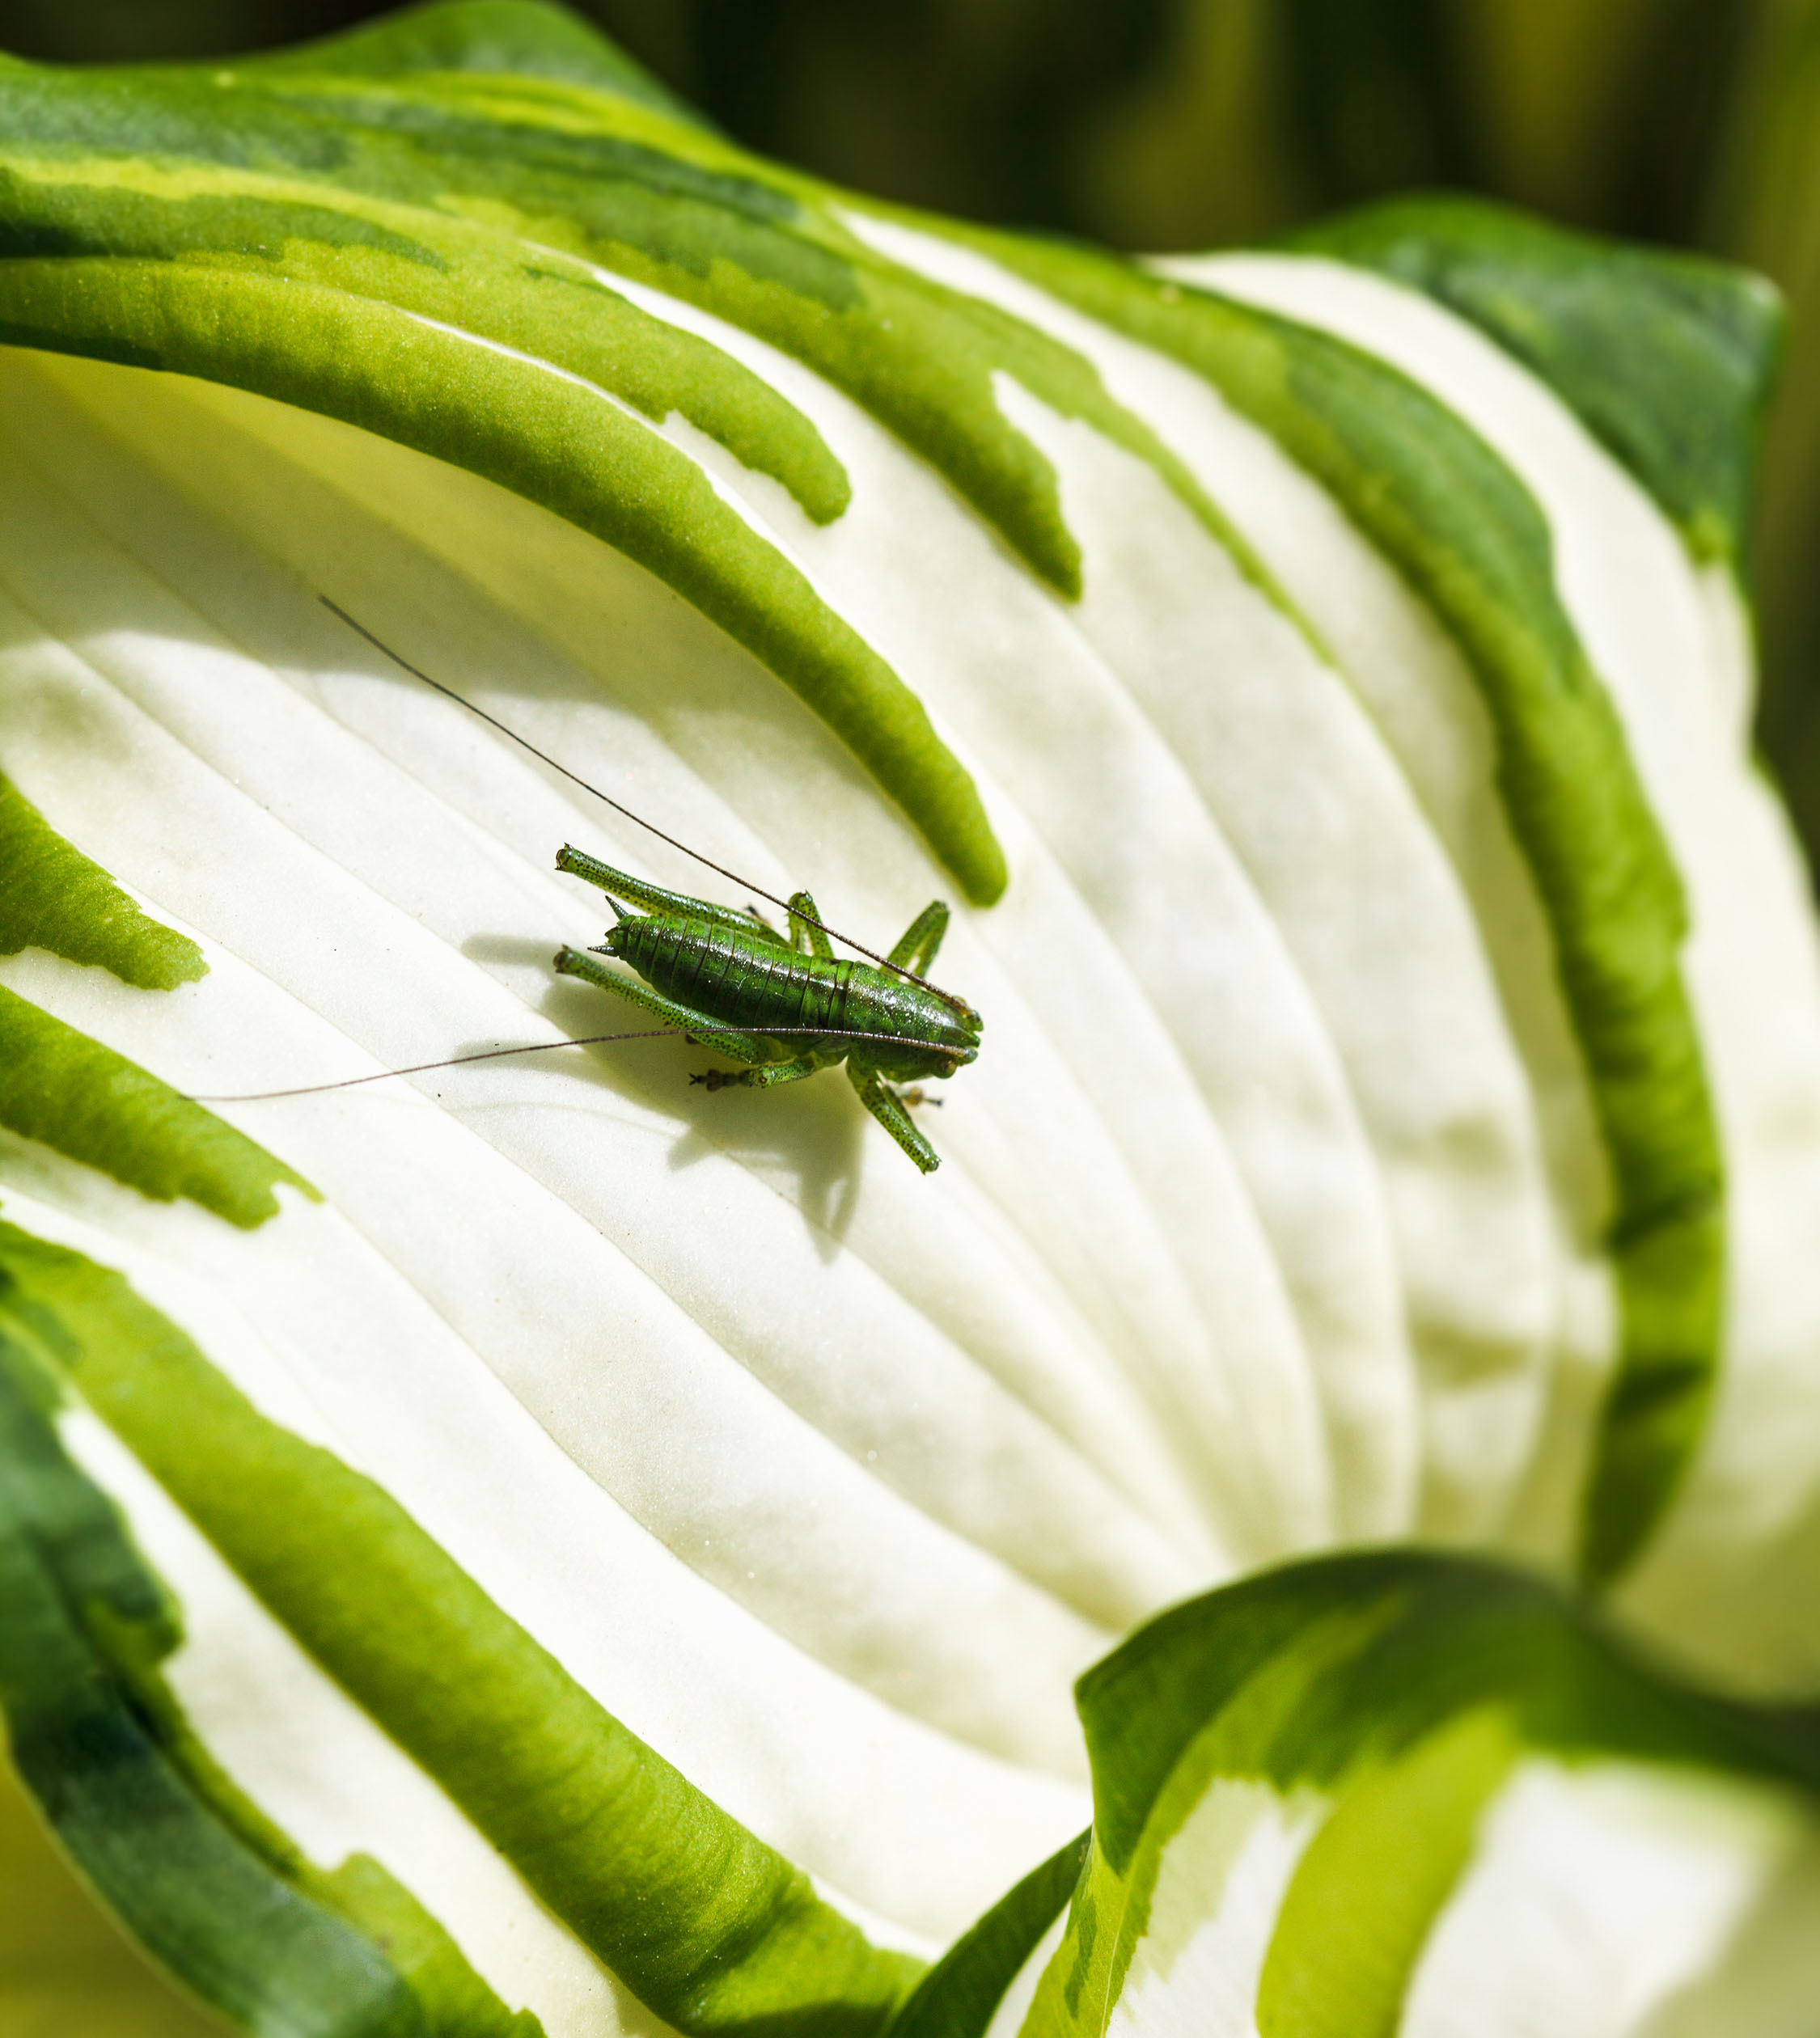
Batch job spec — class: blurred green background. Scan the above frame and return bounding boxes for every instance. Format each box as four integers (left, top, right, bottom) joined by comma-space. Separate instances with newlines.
0, 0, 1817, 862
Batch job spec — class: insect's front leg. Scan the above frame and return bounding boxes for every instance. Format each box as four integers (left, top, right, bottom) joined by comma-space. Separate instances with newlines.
886, 900, 949, 975
552, 946, 772, 1066
787, 890, 835, 961
847, 1065, 942, 1174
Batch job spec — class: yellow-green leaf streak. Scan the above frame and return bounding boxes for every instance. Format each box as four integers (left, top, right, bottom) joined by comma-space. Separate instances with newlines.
983, 239, 1725, 1587
1254, 1710, 1518, 2038
0, 151, 852, 526
0, 767, 205, 989
0, 1220, 922, 2037
0, 986, 312, 1227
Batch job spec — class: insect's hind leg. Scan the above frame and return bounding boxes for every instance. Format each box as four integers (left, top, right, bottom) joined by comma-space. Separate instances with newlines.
848, 1066, 941, 1174
552, 946, 771, 1066
887, 901, 949, 975
557, 846, 785, 945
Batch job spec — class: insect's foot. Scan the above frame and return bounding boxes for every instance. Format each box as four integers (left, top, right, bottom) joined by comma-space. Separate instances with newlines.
695, 1068, 740, 1092
894, 1085, 944, 1110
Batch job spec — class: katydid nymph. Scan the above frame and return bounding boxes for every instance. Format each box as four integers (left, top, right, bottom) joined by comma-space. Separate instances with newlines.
552, 848, 981, 1174
205, 601, 985, 1174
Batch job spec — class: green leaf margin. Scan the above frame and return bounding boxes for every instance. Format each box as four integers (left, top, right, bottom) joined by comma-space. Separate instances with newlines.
0, 989, 314, 1229
1288, 193, 1785, 569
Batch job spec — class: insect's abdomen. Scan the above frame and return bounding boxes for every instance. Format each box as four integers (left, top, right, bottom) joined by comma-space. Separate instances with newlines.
613, 916, 861, 1031
609, 915, 974, 1068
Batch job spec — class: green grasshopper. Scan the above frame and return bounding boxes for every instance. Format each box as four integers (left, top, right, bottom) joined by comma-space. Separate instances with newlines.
552, 846, 982, 1174
260, 600, 985, 1174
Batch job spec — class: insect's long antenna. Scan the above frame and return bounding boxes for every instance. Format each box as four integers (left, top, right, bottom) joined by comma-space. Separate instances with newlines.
319, 598, 973, 1015
188, 1025, 952, 1103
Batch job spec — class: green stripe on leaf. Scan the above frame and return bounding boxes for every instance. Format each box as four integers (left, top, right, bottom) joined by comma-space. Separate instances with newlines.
888, 1831, 1089, 2038
1254, 1709, 1517, 2038
0, 768, 205, 990
0, 149, 850, 524
0, 986, 313, 1227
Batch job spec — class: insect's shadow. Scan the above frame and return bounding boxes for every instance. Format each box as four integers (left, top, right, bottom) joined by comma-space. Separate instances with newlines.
464, 938, 866, 1255
664, 1084, 866, 1256
464, 934, 571, 971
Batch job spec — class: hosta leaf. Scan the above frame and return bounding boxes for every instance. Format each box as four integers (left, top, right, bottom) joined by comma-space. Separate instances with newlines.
2, 4, 1820, 2032
916, 1553, 1820, 2038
